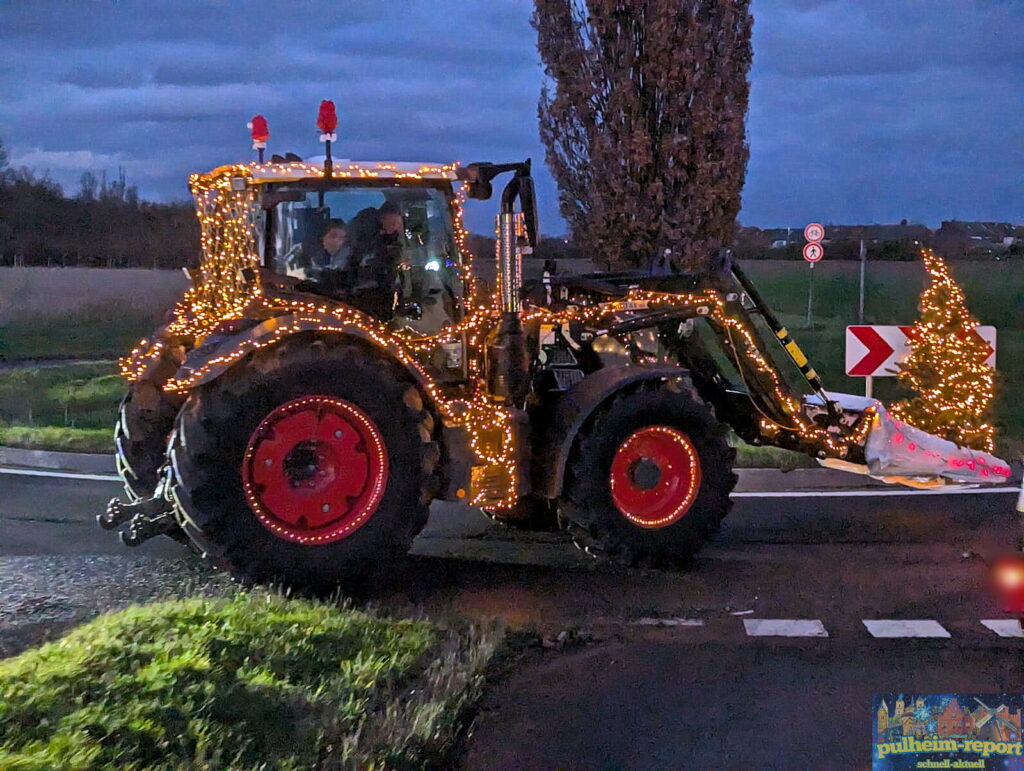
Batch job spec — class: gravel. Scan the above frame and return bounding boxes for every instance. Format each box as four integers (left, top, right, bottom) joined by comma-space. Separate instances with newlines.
0, 555, 237, 658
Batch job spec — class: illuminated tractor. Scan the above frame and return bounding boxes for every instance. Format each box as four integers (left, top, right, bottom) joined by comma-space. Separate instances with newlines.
100, 109, 1012, 590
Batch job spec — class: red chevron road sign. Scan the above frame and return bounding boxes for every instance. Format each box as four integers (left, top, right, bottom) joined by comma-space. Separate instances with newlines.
845, 325, 996, 377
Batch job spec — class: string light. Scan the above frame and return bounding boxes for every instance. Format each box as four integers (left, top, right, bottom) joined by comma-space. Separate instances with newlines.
891, 248, 996, 452
121, 160, 900, 509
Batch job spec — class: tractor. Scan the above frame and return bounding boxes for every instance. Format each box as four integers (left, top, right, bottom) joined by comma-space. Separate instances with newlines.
100, 110, 1012, 591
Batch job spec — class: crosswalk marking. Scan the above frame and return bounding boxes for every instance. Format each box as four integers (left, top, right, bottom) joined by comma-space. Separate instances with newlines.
743, 619, 828, 637
863, 619, 951, 638
980, 619, 1024, 637
625, 617, 1015, 640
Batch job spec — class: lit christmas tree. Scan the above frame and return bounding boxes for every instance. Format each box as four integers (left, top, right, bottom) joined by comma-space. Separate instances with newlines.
891, 248, 995, 451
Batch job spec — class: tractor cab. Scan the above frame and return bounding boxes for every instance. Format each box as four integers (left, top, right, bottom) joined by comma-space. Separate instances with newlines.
252, 160, 467, 336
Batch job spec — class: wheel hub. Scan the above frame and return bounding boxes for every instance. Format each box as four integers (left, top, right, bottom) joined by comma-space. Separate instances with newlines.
629, 458, 662, 491
610, 425, 702, 529
242, 395, 389, 545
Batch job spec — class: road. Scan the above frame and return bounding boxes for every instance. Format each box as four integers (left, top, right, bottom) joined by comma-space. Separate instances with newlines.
1, 468, 1021, 768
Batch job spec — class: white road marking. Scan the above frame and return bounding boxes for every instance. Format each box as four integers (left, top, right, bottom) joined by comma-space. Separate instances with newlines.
732, 487, 1019, 498
744, 619, 829, 637
980, 619, 1024, 638
0, 467, 120, 483
0, 464, 1018, 499
631, 618, 705, 627
863, 619, 951, 638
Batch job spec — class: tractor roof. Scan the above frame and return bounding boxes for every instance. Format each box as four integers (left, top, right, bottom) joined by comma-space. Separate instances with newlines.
200, 160, 459, 186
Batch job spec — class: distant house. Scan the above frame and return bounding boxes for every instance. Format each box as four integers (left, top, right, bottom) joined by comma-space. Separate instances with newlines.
935, 221, 1018, 256
828, 223, 931, 244
962, 222, 1017, 245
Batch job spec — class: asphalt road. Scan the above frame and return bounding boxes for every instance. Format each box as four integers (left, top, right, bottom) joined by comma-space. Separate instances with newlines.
1, 468, 1021, 769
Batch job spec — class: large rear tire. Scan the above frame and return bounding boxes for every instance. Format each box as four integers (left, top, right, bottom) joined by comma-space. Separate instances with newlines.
168, 336, 439, 592
115, 381, 182, 501
559, 378, 736, 567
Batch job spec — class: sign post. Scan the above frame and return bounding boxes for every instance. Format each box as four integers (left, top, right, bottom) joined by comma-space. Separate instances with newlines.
802, 224, 825, 328
857, 238, 866, 324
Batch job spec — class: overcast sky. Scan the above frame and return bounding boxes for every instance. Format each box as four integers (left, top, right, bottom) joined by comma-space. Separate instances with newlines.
0, 0, 1020, 233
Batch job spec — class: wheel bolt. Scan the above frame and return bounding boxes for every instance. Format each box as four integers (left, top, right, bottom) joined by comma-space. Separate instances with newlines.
334, 430, 343, 438
264, 458, 273, 467
322, 504, 330, 513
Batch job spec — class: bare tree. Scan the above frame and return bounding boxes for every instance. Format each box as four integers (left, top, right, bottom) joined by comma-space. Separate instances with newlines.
534, 0, 753, 271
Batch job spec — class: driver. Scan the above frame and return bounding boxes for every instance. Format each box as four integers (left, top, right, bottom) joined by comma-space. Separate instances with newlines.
348, 201, 406, 319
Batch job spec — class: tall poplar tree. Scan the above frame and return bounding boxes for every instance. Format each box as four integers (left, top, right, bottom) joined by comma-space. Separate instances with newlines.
533, 0, 753, 271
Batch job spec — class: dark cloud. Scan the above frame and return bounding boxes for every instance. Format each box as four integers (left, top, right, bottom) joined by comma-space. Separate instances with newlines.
0, 0, 1019, 232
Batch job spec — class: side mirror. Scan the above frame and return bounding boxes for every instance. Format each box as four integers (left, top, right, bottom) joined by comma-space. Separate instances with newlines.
455, 164, 493, 200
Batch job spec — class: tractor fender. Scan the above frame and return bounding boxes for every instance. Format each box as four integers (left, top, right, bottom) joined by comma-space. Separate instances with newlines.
538, 364, 690, 499
174, 314, 433, 395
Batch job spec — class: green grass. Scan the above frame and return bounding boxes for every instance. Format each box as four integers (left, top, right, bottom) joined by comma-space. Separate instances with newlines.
740, 260, 1024, 329
0, 363, 122, 453
732, 438, 815, 470
0, 301, 160, 362
0, 425, 113, 453
0, 363, 123, 429
0, 593, 499, 769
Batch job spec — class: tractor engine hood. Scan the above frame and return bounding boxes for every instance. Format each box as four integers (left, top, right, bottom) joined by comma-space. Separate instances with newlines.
807, 393, 1011, 488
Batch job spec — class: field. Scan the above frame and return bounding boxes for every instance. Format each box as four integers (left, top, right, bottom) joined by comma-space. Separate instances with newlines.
0, 267, 187, 361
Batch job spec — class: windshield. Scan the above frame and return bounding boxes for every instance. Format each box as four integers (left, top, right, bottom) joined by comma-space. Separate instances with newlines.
264, 184, 463, 333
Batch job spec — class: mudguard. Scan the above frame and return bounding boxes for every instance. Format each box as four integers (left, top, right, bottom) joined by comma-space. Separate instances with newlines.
173, 313, 432, 393
537, 364, 691, 499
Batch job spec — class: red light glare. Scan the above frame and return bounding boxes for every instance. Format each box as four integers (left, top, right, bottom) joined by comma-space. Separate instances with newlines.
993, 559, 1024, 591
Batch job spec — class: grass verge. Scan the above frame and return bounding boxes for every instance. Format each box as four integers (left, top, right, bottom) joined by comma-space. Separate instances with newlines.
0, 425, 114, 454
0, 593, 500, 769
0, 363, 121, 453
731, 438, 816, 470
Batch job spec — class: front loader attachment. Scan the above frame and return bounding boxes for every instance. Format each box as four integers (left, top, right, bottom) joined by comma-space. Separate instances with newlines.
804, 393, 1011, 488
725, 261, 1011, 489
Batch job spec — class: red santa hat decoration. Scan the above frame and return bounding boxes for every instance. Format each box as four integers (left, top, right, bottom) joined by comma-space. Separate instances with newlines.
247, 115, 269, 162
317, 100, 338, 142
247, 115, 269, 149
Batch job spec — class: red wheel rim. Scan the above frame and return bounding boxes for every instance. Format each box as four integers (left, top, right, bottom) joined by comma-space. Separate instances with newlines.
610, 426, 702, 529
241, 395, 389, 545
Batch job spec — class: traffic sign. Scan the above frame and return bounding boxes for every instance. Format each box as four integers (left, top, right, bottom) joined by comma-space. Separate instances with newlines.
804, 223, 825, 243
845, 325, 996, 377
803, 243, 824, 263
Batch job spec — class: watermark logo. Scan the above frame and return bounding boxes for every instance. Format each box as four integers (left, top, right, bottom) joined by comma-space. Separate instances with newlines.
873, 694, 1023, 770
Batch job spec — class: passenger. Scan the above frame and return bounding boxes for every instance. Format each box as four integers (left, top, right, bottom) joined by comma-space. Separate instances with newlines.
285, 218, 351, 280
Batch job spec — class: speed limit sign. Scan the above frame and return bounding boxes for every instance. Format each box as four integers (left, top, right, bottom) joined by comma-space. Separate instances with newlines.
804, 223, 825, 243
803, 242, 824, 263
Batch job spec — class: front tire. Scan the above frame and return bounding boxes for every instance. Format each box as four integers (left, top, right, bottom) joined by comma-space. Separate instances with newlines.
168, 336, 439, 591
559, 379, 736, 567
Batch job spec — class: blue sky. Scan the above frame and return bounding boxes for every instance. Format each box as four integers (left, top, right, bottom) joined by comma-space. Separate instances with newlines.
0, 0, 1020, 233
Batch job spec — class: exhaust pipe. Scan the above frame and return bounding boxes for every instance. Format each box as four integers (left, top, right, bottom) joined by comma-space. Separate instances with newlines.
488, 207, 529, 403
456, 160, 537, 404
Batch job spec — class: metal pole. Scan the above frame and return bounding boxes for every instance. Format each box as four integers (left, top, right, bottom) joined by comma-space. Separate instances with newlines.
865, 375, 873, 399
806, 262, 815, 328
858, 239, 866, 323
